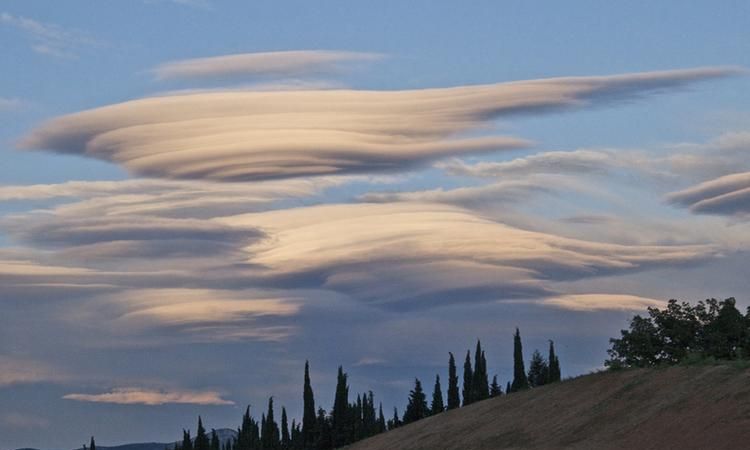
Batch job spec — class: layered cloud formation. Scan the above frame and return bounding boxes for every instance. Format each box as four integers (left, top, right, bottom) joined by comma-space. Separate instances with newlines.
63, 388, 234, 405
20, 67, 736, 182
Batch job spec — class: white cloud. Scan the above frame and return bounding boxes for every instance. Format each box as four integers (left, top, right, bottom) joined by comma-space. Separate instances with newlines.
667, 171, 750, 218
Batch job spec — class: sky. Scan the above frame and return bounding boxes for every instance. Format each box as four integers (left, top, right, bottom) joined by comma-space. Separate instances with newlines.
1, 1, 750, 448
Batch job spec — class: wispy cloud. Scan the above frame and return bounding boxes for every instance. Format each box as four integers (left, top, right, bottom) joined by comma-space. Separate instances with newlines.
63, 388, 234, 405
0, 97, 23, 112
0, 356, 64, 386
0, 12, 100, 58
20, 67, 737, 182
153, 50, 384, 81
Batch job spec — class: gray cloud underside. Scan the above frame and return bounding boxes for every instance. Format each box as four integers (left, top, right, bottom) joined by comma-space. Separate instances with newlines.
20, 67, 737, 182
152, 50, 384, 80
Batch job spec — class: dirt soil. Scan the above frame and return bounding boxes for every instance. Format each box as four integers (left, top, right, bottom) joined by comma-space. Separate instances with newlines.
346, 365, 750, 450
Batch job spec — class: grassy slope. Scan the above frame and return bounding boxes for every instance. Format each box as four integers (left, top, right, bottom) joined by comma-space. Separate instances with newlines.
348, 365, 750, 450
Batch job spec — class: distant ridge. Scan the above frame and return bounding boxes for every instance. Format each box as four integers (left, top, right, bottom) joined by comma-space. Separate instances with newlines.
15, 428, 237, 450
348, 365, 750, 450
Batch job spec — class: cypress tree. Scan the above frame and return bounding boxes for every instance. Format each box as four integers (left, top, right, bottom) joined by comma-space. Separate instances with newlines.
377, 403, 386, 433
548, 341, 561, 383
506, 381, 511, 395
402, 378, 428, 424
182, 430, 193, 450
430, 374, 445, 415
302, 361, 316, 449
281, 407, 291, 449
527, 349, 549, 387
388, 407, 400, 430
462, 350, 473, 406
210, 430, 220, 450
195, 417, 209, 450
315, 407, 332, 450
261, 397, 280, 450
90, 437, 96, 450
510, 328, 529, 392
331, 366, 350, 447
447, 352, 460, 410
490, 375, 502, 397
472, 341, 490, 401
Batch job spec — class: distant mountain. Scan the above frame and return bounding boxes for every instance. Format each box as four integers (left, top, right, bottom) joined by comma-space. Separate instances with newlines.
15, 428, 238, 450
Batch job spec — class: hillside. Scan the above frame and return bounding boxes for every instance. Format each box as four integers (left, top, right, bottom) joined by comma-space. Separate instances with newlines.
348, 364, 750, 450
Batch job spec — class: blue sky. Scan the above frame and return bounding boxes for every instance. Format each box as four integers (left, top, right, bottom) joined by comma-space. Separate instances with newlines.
1, 1, 750, 449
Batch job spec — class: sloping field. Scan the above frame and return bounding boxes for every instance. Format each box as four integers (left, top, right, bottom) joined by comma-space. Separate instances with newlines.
348, 365, 750, 450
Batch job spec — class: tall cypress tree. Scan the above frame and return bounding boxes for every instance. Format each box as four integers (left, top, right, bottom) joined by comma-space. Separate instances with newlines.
430, 374, 445, 415
462, 350, 473, 406
490, 375, 502, 397
89, 437, 96, 450
377, 403, 386, 433
302, 361, 317, 449
447, 352, 460, 410
331, 366, 350, 447
472, 343, 490, 401
548, 340, 561, 383
262, 397, 280, 450
195, 417, 209, 450
182, 430, 193, 450
402, 378, 428, 424
315, 407, 332, 450
510, 328, 529, 392
281, 407, 291, 449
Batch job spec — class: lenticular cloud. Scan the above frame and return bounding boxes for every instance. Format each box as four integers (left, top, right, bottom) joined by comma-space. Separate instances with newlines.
20, 67, 736, 182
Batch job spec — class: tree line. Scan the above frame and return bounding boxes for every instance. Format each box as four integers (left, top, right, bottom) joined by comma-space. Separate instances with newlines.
606, 297, 750, 368
160, 328, 562, 450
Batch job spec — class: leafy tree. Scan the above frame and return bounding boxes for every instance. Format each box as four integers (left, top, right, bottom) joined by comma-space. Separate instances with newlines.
462, 350, 473, 405
446, 352, 460, 410
510, 328, 529, 392
527, 350, 549, 388
302, 361, 317, 449
402, 378, 429, 424
490, 375, 502, 397
430, 374, 445, 414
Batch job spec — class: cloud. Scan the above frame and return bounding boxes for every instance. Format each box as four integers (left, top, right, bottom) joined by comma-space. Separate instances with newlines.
20, 67, 737, 182
0, 12, 100, 58
1, 412, 50, 430
219, 202, 720, 308
541, 293, 665, 311
666, 171, 750, 217
0, 97, 23, 112
437, 150, 617, 178
63, 388, 234, 405
0, 356, 63, 386
152, 50, 384, 81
